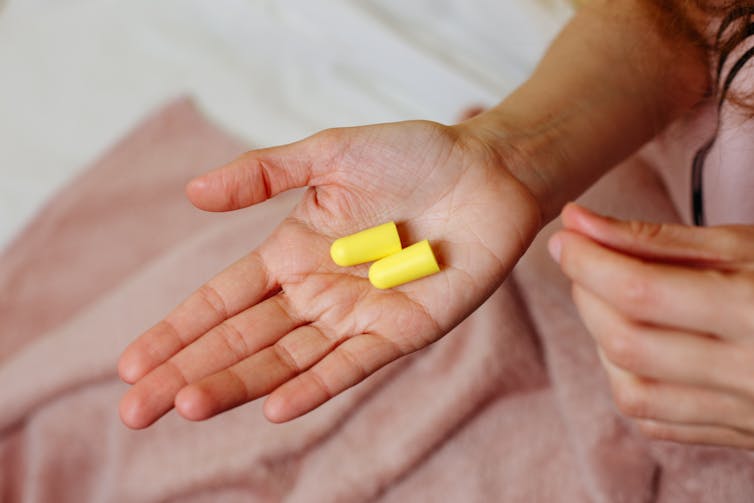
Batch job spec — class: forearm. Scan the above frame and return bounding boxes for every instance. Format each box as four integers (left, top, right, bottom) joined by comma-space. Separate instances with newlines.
459, 0, 709, 222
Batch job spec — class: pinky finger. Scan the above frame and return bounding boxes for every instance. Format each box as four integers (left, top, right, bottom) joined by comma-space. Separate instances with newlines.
637, 419, 754, 450
263, 332, 404, 423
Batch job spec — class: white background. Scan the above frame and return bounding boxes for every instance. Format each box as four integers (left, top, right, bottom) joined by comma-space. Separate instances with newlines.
0, 0, 571, 249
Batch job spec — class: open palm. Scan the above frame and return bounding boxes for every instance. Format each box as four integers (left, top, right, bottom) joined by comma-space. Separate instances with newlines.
118, 120, 541, 428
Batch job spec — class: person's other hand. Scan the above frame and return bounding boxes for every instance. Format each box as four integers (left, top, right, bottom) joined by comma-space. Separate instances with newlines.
550, 203, 754, 449
117, 120, 542, 428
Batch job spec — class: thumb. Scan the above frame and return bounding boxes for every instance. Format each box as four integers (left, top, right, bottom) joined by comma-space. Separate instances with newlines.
186, 130, 335, 212
560, 203, 754, 267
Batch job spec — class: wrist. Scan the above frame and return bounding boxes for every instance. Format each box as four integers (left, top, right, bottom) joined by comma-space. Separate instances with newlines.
455, 106, 564, 225
453, 0, 709, 226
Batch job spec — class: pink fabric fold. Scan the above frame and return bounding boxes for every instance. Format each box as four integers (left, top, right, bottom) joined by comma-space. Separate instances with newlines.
1, 98, 753, 502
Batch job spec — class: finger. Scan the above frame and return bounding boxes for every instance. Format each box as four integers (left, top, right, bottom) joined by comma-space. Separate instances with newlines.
186, 130, 336, 212
635, 418, 754, 450
119, 295, 300, 429
571, 284, 746, 392
263, 332, 404, 423
551, 230, 749, 339
118, 251, 274, 384
174, 324, 336, 421
598, 352, 754, 434
457, 105, 487, 122
560, 203, 754, 267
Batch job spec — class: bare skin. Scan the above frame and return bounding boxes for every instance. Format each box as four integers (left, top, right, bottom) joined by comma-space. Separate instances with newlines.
119, 0, 728, 445
553, 204, 754, 450
118, 122, 541, 426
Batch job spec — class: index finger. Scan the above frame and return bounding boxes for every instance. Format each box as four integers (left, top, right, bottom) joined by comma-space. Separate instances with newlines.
117, 250, 275, 383
553, 231, 750, 339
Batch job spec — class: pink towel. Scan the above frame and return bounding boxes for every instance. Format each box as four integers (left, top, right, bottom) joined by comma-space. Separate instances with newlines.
1, 98, 752, 502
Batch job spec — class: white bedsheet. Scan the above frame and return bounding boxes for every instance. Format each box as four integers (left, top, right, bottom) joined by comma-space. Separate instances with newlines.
0, 0, 571, 249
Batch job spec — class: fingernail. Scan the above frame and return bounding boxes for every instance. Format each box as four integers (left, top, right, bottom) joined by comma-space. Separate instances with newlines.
547, 235, 562, 263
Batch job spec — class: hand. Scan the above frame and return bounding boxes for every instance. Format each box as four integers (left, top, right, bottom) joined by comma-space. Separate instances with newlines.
117, 120, 542, 428
550, 203, 754, 449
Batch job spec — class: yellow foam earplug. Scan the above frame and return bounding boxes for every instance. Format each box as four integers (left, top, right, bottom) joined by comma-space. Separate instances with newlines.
368, 240, 440, 290
330, 222, 402, 267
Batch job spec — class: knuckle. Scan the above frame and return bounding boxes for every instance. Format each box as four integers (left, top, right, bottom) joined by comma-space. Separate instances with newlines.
627, 219, 665, 241
312, 127, 350, 175
718, 393, 754, 433
216, 322, 249, 360
706, 272, 754, 338
307, 370, 334, 400
740, 410, 754, 435
716, 227, 747, 262
218, 164, 246, 208
722, 350, 754, 398
601, 330, 645, 372
613, 381, 651, 419
229, 155, 270, 204
336, 346, 369, 380
737, 357, 754, 400
615, 270, 655, 314
197, 283, 229, 320
255, 159, 274, 200
733, 273, 754, 330
315, 127, 346, 149
272, 342, 304, 375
